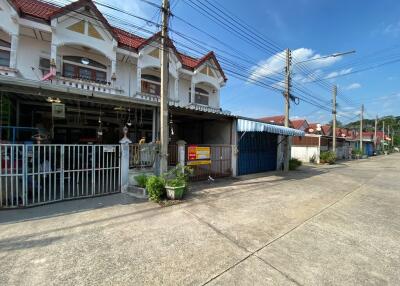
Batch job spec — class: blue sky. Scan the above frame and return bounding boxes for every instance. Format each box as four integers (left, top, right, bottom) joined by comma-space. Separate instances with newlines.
90, 0, 400, 123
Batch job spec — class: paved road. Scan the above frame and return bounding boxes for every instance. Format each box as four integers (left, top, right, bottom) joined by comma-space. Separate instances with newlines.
1, 154, 399, 285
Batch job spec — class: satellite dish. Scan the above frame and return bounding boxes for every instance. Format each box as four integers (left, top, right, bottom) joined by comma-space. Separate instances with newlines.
309, 128, 314, 133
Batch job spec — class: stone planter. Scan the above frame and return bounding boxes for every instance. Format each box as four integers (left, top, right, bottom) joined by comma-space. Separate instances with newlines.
165, 185, 185, 200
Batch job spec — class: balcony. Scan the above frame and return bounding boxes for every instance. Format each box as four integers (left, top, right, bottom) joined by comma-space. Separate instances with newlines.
52, 76, 123, 95
0, 66, 18, 77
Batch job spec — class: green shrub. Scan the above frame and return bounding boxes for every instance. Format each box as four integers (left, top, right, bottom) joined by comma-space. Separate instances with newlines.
320, 151, 336, 164
134, 174, 148, 188
352, 149, 362, 156
146, 176, 165, 202
289, 158, 302, 170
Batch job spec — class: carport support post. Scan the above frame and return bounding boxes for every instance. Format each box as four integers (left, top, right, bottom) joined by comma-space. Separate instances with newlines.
119, 127, 132, 192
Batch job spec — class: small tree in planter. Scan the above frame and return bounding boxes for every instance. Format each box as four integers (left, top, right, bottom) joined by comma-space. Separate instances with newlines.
164, 164, 193, 200
131, 173, 148, 197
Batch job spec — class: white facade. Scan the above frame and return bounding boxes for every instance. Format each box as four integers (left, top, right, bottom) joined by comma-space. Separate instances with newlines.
0, 0, 227, 112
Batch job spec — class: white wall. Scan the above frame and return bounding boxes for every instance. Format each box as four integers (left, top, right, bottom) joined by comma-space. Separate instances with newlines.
291, 146, 320, 164
17, 35, 50, 79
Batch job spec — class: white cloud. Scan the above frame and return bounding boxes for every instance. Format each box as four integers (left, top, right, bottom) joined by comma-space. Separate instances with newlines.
345, 83, 361, 90
325, 68, 353, 79
383, 21, 400, 37
248, 48, 342, 83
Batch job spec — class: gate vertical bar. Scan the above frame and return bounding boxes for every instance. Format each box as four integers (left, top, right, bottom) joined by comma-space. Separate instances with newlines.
60, 145, 64, 200
92, 145, 96, 196
23, 145, 27, 206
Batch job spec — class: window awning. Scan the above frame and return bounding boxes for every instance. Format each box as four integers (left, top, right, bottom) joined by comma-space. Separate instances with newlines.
237, 118, 305, 136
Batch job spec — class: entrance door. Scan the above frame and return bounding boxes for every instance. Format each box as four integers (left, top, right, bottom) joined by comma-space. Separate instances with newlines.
237, 132, 278, 176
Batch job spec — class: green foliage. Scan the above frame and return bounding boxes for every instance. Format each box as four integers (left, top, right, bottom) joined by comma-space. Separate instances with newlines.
134, 174, 148, 188
320, 151, 336, 164
352, 149, 363, 156
166, 177, 186, 187
146, 176, 165, 202
289, 158, 302, 170
164, 164, 193, 184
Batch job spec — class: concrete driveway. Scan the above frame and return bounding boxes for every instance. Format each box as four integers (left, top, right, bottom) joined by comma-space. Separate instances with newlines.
1, 154, 399, 285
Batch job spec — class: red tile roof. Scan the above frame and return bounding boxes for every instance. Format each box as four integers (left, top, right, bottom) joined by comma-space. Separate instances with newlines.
12, 0, 59, 21
321, 125, 331, 136
10, 0, 226, 80
113, 27, 147, 50
259, 115, 286, 125
291, 119, 308, 130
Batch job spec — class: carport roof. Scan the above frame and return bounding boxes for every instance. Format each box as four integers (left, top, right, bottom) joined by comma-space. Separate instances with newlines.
237, 118, 305, 136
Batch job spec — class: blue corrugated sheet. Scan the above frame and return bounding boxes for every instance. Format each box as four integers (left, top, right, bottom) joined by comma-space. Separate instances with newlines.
237, 119, 305, 137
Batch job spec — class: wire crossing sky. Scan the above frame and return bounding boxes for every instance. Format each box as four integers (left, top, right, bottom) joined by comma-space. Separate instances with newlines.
51, 0, 400, 123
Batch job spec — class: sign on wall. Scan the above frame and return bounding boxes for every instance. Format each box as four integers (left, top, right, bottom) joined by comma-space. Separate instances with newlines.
52, 103, 65, 118
187, 146, 211, 165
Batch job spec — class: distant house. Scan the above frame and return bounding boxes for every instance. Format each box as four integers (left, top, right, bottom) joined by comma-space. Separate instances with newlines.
259, 115, 293, 127
291, 119, 309, 131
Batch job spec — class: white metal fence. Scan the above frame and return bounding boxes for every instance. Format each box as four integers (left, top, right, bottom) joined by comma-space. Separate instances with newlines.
0, 144, 121, 208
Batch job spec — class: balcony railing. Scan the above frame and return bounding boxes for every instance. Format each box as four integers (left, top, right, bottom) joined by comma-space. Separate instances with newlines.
134, 92, 179, 105
0, 66, 18, 77
52, 76, 123, 95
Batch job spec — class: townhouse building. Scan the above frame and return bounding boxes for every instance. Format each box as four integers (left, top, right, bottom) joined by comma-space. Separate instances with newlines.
0, 0, 231, 145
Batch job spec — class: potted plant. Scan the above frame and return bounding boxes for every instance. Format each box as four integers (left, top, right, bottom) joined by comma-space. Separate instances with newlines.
164, 164, 193, 200
165, 177, 186, 200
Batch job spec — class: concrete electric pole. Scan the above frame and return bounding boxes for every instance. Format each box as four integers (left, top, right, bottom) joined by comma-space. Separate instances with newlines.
283, 48, 292, 172
332, 85, 337, 153
159, 0, 170, 174
383, 120, 385, 152
359, 104, 364, 153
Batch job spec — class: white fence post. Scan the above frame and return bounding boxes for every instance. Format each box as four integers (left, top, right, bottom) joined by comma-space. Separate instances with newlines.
119, 127, 132, 193
176, 140, 187, 167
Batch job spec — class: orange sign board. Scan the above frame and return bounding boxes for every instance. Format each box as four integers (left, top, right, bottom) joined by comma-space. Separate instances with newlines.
187, 146, 211, 165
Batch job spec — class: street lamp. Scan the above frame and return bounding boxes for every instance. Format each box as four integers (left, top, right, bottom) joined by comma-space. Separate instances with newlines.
294, 50, 356, 65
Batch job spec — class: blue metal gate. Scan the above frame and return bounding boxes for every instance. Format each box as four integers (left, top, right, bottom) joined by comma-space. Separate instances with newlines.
237, 132, 278, 176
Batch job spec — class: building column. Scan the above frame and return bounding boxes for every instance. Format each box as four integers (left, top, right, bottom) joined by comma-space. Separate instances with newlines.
10, 34, 19, 69
136, 64, 142, 94
50, 43, 58, 70
174, 77, 179, 102
190, 79, 195, 104
111, 58, 117, 83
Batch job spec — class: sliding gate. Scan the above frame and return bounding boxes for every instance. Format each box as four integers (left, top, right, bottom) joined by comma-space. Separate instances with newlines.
0, 144, 121, 208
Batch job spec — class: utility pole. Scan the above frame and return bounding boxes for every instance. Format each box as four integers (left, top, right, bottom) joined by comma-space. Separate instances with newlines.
332, 85, 337, 153
374, 115, 378, 150
388, 125, 390, 150
283, 48, 292, 172
383, 120, 385, 152
159, 0, 170, 174
359, 104, 364, 153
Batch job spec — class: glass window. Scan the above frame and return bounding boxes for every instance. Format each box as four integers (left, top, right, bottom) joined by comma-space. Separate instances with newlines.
39, 58, 50, 75
63, 63, 75, 78
141, 80, 160, 96
95, 71, 106, 83
0, 50, 10, 67
195, 93, 209, 105
79, 67, 92, 80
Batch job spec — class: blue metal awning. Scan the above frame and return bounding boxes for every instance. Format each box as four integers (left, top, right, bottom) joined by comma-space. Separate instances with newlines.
237, 118, 305, 136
